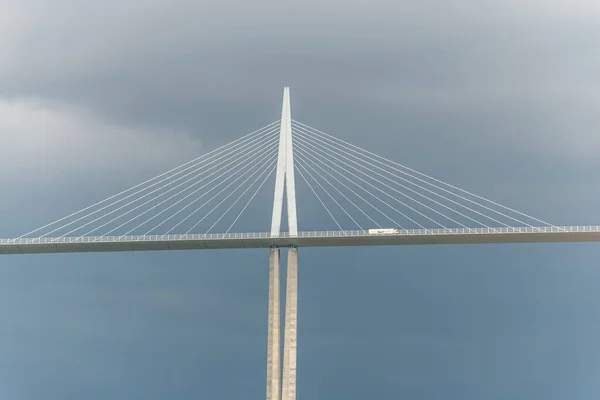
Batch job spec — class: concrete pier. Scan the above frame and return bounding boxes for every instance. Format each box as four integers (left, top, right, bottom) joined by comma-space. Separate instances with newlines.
281, 247, 298, 400
266, 248, 281, 400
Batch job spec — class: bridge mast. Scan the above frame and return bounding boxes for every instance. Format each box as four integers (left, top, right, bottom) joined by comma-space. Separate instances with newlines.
267, 87, 299, 400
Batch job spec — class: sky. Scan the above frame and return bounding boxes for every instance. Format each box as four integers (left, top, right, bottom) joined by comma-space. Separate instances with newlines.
1, 0, 600, 398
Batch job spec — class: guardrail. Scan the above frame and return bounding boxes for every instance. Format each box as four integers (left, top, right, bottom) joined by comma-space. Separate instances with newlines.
2, 226, 600, 245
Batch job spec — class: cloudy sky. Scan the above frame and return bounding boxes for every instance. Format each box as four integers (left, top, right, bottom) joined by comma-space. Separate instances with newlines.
2, 0, 600, 398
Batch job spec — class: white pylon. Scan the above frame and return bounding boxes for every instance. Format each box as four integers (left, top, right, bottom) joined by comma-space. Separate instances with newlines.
270, 87, 297, 236
267, 87, 299, 400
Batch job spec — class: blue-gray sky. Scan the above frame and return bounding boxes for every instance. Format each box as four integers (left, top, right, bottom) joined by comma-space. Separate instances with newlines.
1, 0, 600, 399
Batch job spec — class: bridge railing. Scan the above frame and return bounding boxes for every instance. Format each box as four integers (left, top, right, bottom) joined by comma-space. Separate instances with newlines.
2, 226, 600, 246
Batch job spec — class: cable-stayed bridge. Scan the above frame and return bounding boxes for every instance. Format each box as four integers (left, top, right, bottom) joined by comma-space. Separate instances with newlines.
2, 88, 599, 400
3, 227, 600, 254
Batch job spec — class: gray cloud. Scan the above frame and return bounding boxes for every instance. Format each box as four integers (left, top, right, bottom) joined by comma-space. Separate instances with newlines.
2, 0, 600, 162
0, 98, 203, 184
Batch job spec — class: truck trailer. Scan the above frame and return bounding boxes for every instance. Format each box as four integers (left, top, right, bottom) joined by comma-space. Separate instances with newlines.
367, 228, 399, 234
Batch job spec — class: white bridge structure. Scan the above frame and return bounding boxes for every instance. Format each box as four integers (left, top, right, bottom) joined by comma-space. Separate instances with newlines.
2, 88, 599, 400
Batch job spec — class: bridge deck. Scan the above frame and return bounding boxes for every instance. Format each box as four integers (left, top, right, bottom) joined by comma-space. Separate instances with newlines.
1, 226, 599, 255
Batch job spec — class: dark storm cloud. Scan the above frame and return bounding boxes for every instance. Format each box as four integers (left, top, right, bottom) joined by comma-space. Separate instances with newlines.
3, 0, 600, 159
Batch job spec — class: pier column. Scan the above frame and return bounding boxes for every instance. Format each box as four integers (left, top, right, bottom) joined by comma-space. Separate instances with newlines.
281, 247, 298, 400
266, 248, 281, 400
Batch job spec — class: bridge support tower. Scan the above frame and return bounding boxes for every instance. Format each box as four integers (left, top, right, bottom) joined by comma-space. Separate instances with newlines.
266, 87, 298, 400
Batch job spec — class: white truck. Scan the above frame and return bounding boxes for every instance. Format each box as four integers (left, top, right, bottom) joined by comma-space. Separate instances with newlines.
367, 228, 398, 235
